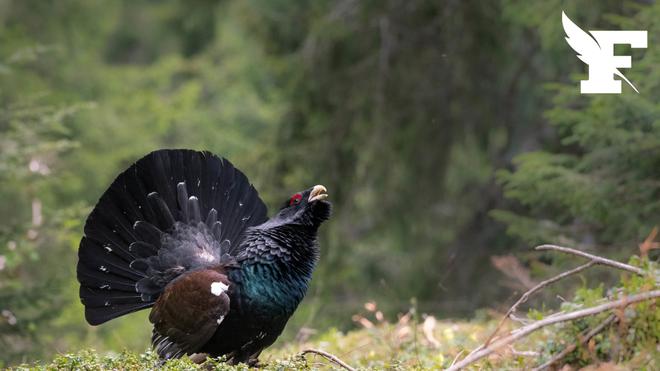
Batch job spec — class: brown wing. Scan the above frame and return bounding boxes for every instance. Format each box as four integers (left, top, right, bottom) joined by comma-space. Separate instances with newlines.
149, 268, 231, 358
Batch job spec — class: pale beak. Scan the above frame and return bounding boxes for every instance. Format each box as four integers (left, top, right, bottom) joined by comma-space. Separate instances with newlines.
308, 185, 328, 202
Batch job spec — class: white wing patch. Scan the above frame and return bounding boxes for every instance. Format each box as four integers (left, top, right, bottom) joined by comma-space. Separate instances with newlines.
216, 315, 225, 325
210, 281, 229, 296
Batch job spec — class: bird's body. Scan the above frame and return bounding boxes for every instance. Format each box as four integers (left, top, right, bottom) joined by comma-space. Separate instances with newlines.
77, 149, 330, 364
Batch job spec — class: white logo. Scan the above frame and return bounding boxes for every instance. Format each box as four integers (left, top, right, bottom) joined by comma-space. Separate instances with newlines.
562, 11, 647, 94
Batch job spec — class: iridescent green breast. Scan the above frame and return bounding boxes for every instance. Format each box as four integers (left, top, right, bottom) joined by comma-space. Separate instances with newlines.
237, 262, 310, 318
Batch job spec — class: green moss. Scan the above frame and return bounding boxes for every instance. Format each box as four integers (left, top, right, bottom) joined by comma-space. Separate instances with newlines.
11, 261, 659, 370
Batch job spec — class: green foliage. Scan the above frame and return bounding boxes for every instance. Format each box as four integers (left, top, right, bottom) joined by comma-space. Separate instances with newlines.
495, 3, 660, 249
1, 1, 284, 364
12, 350, 310, 371
1, 0, 658, 367
10, 320, 488, 370
13, 264, 659, 371
0, 51, 88, 363
240, 0, 659, 325
492, 3, 660, 320
535, 258, 659, 368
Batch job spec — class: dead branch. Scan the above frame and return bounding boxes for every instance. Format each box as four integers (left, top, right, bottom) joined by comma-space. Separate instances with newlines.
509, 313, 530, 324
448, 350, 464, 368
509, 346, 540, 357
535, 245, 645, 276
446, 289, 660, 371
532, 314, 617, 371
300, 348, 356, 371
639, 226, 659, 258
483, 261, 596, 347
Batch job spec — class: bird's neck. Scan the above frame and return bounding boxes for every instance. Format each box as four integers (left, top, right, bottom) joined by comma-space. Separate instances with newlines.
240, 224, 320, 275
234, 225, 320, 315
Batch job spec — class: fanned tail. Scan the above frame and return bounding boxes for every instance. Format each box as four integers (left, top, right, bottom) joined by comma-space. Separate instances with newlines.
77, 149, 268, 325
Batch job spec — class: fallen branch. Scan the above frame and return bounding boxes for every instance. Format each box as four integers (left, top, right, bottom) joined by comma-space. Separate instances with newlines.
535, 245, 644, 276
639, 226, 659, 258
448, 350, 464, 368
509, 313, 530, 324
532, 314, 617, 371
509, 346, 540, 357
483, 261, 596, 347
446, 289, 660, 371
300, 348, 356, 371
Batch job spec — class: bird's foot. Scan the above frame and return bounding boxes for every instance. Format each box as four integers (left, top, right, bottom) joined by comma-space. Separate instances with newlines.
246, 358, 264, 368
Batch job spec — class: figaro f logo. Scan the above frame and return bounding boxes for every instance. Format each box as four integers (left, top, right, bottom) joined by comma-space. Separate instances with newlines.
562, 11, 647, 94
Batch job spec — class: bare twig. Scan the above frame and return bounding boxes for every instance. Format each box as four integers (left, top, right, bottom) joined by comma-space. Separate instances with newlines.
532, 314, 617, 371
449, 350, 464, 368
483, 261, 596, 347
509, 346, 540, 357
509, 313, 530, 324
639, 226, 659, 258
446, 289, 660, 371
300, 348, 356, 371
535, 245, 644, 276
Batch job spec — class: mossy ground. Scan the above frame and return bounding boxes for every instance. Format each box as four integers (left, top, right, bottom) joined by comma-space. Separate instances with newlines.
10, 316, 658, 370
10, 260, 659, 370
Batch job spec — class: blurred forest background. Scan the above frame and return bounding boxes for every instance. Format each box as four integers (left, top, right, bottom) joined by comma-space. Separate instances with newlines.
1, 0, 658, 366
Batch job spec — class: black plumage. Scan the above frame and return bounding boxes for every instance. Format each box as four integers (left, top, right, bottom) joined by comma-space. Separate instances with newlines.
77, 149, 331, 364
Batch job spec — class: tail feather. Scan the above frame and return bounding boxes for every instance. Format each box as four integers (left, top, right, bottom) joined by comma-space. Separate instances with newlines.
77, 264, 137, 291
205, 208, 218, 227
80, 287, 143, 307
147, 192, 176, 228
78, 149, 268, 325
129, 241, 159, 258
78, 244, 145, 280
133, 221, 164, 247
84, 302, 154, 326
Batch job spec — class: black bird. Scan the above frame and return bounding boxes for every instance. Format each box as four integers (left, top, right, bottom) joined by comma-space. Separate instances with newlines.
77, 149, 331, 364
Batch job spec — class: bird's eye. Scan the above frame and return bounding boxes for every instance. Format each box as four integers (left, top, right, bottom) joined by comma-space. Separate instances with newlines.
289, 193, 302, 206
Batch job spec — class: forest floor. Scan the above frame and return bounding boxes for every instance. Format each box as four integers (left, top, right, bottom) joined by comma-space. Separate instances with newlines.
11, 253, 660, 370
10, 315, 658, 370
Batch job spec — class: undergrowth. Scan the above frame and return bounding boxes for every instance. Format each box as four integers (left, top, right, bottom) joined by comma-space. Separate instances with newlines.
10, 258, 659, 370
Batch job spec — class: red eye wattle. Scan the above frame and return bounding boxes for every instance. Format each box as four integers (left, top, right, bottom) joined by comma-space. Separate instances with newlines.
289, 193, 302, 206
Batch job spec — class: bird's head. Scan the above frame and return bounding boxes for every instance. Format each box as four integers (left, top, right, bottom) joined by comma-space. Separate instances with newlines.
271, 184, 331, 229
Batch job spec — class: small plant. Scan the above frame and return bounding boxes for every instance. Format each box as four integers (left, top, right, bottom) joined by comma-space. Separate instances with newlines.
451, 241, 659, 371
11, 244, 658, 371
